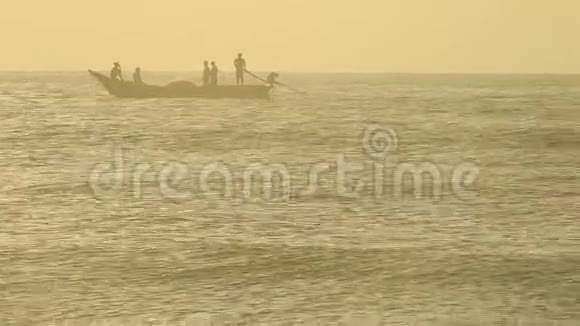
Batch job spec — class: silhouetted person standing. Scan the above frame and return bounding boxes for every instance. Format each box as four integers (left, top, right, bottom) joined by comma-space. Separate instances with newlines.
234, 53, 246, 85
202, 61, 211, 86
133, 67, 143, 85
111, 62, 123, 81
210, 61, 219, 86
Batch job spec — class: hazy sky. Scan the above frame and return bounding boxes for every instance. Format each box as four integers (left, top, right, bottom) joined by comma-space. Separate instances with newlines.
2, 0, 579, 73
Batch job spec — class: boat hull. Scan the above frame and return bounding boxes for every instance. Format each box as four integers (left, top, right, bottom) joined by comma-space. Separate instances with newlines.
89, 70, 272, 99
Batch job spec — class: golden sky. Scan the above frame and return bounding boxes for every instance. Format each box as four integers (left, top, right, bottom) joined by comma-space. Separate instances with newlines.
1, 0, 579, 73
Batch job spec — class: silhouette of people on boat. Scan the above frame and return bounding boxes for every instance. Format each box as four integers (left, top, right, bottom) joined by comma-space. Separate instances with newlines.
234, 53, 246, 85
90, 58, 302, 97
133, 67, 143, 85
202, 61, 211, 86
95, 55, 301, 95
110, 62, 123, 81
210, 61, 219, 86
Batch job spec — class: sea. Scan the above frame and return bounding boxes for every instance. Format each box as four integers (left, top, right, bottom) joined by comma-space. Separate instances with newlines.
0, 71, 578, 325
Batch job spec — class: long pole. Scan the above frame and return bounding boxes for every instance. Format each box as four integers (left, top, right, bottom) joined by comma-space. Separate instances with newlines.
244, 69, 306, 94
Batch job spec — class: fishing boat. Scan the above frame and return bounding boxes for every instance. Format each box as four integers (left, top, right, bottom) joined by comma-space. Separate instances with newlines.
88, 70, 273, 99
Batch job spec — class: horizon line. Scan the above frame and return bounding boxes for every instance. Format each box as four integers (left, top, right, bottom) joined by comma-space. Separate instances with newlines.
0, 69, 579, 76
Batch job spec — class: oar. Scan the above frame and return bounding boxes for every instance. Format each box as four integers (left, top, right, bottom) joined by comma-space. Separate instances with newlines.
244, 69, 268, 83
245, 69, 306, 95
